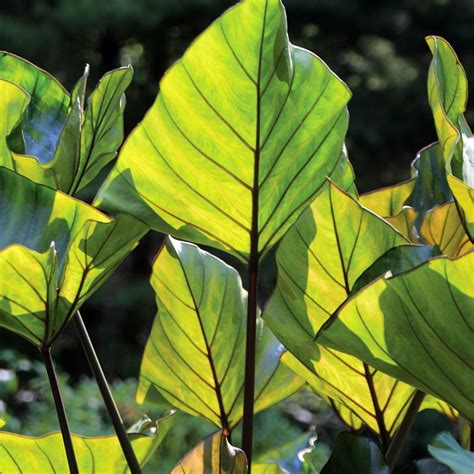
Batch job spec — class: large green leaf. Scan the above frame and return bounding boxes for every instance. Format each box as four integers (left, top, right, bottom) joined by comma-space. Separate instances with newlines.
0, 167, 147, 348
0, 413, 174, 473
428, 432, 474, 474
171, 430, 247, 473
263, 183, 454, 441
0, 51, 133, 193
137, 237, 302, 430
263, 182, 450, 438
0, 51, 70, 161
426, 36, 474, 239
320, 433, 388, 474
95, 0, 351, 262
317, 251, 474, 421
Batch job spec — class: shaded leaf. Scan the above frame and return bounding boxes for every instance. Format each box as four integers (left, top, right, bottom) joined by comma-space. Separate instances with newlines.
320, 433, 388, 474
318, 251, 474, 420
171, 430, 247, 474
137, 237, 302, 429
420, 201, 473, 256
0, 51, 69, 162
0, 167, 147, 348
0, 412, 174, 473
428, 432, 474, 474
95, 0, 351, 262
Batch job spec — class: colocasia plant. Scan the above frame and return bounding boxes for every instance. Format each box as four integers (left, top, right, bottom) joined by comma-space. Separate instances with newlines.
0, 0, 472, 472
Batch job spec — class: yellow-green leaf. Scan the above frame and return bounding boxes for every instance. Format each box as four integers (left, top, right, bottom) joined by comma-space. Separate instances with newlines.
171, 430, 247, 474
0, 167, 147, 348
95, 0, 351, 262
0, 413, 173, 473
318, 251, 474, 421
137, 237, 302, 429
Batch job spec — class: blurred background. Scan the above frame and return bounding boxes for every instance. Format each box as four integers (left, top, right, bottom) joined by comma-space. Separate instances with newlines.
0, 0, 470, 470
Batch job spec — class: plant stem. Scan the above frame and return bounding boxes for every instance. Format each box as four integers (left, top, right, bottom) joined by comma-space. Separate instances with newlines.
241, 243, 259, 470
40, 347, 79, 474
386, 390, 425, 471
74, 311, 142, 474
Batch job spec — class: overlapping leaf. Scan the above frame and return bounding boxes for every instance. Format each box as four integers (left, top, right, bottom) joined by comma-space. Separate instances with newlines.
95, 0, 351, 262
171, 430, 247, 473
426, 36, 474, 239
136, 237, 302, 430
0, 413, 173, 473
420, 201, 473, 256
428, 432, 474, 474
360, 179, 417, 240
0, 167, 147, 347
0, 52, 132, 193
263, 182, 450, 438
317, 251, 474, 421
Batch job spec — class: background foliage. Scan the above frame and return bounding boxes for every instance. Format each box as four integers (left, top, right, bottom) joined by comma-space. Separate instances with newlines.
0, 0, 471, 470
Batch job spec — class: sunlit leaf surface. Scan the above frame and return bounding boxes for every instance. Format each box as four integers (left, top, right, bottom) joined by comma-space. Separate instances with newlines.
0, 167, 147, 347
318, 251, 474, 421
171, 430, 247, 474
137, 238, 302, 429
0, 413, 173, 473
95, 0, 351, 262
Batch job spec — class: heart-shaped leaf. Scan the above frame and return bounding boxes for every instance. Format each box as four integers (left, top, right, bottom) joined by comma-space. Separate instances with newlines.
137, 237, 302, 430
263, 182, 451, 439
0, 413, 173, 473
318, 251, 474, 421
0, 167, 147, 348
171, 430, 247, 474
95, 0, 351, 262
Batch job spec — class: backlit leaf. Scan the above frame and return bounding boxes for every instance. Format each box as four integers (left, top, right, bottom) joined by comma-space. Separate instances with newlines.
0, 412, 173, 473
171, 430, 247, 474
137, 237, 302, 429
318, 251, 474, 420
0, 167, 147, 348
95, 0, 351, 262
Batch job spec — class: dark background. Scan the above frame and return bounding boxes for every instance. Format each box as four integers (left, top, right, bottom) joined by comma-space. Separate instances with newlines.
0, 0, 469, 469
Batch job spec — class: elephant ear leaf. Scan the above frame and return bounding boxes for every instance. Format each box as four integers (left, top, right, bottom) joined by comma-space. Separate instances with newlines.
426, 36, 474, 239
264, 182, 450, 439
317, 251, 474, 421
171, 430, 247, 474
136, 237, 302, 430
69, 66, 133, 194
0, 413, 173, 472
0, 167, 147, 348
95, 0, 351, 262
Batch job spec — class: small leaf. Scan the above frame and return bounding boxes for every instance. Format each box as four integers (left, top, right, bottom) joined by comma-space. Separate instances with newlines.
420, 201, 473, 256
318, 251, 474, 420
171, 430, 247, 474
447, 174, 474, 240
95, 0, 351, 262
137, 237, 302, 429
428, 432, 474, 474
320, 433, 388, 474
0, 167, 147, 348
0, 413, 173, 472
